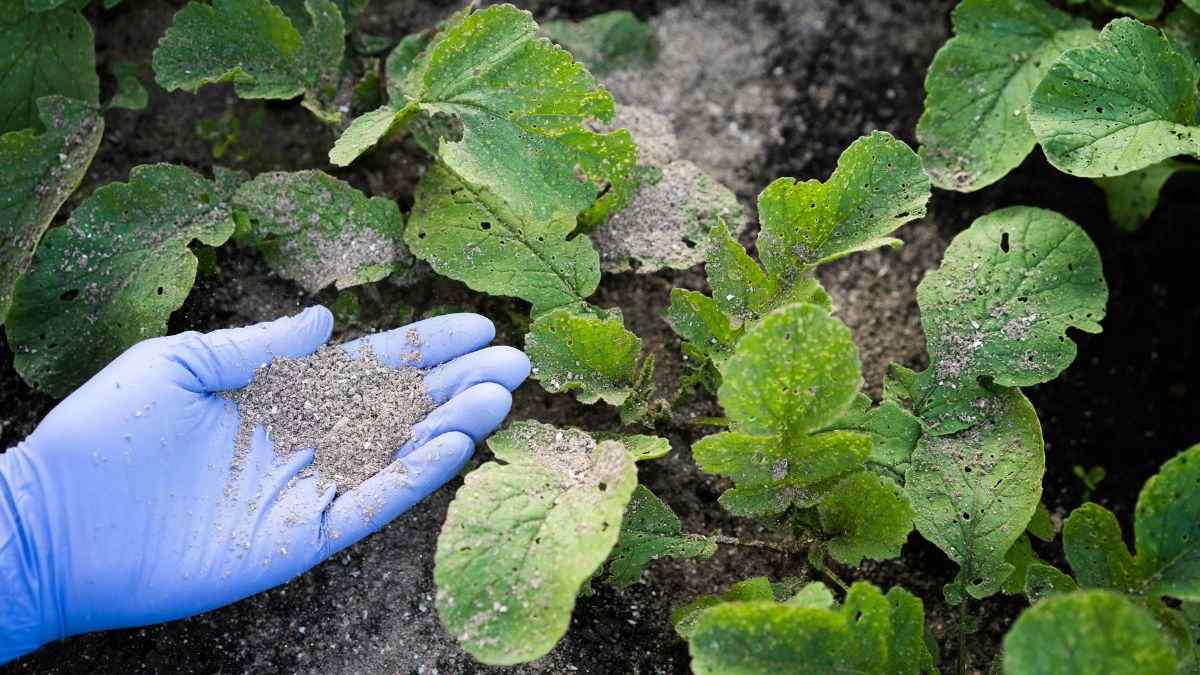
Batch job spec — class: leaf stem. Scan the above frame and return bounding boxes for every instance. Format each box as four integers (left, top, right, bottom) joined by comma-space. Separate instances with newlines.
957, 600, 969, 675
712, 534, 795, 554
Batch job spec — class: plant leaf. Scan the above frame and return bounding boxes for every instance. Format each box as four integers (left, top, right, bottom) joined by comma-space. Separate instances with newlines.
231, 170, 411, 293
905, 385, 1045, 603
672, 577, 779, 640
666, 288, 738, 367
1063, 502, 1140, 593
1135, 443, 1200, 601
818, 471, 914, 567
688, 582, 935, 675
1029, 18, 1200, 177
1003, 534, 1038, 595
434, 421, 637, 666
332, 5, 636, 229
7, 164, 236, 397
917, 0, 1096, 191
0, 96, 103, 323
406, 162, 600, 317
525, 306, 641, 406
704, 220, 779, 322
617, 434, 670, 461
1096, 0, 1164, 20
153, 0, 344, 120
541, 10, 657, 75
756, 131, 929, 273
0, 0, 98, 134
914, 206, 1106, 434
693, 304, 868, 518
1002, 590, 1178, 675
108, 60, 149, 111
1023, 562, 1078, 603
825, 393, 924, 480
1096, 160, 1200, 231
606, 485, 717, 589
1165, 5, 1200, 65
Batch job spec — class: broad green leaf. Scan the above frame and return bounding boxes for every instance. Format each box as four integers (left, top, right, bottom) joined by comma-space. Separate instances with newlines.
1023, 562, 1078, 602
1002, 590, 1178, 675
606, 485, 717, 589
704, 220, 779, 322
1135, 443, 1200, 601
666, 288, 738, 366
152, 0, 345, 121
1095, 0, 1164, 19
825, 393, 923, 480
1029, 18, 1200, 177
915, 206, 1106, 434
435, 421, 637, 665
917, 0, 1095, 191
693, 304, 867, 518
108, 60, 148, 111
384, 33, 433, 102
618, 434, 670, 461
689, 583, 934, 675
905, 386, 1045, 603
818, 471, 914, 566
672, 577, 779, 640
541, 10, 657, 75
231, 170, 410, 293
525, 307, 641, 406
787, 582, 836, 609
406, 162, 600, 317
332, 5, 636, 230
757, 132, 929, 273
1166, 5, 1200, 65
1063, 502, 1140, 593
7, 164, 235, 397
0, 96, 103, 323
1100, 160, 1200, 231
0, 0, 98, 134
1028, 500, 1056, 541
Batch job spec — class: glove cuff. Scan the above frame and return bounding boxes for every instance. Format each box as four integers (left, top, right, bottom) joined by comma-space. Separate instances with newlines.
0, 444, 63, 664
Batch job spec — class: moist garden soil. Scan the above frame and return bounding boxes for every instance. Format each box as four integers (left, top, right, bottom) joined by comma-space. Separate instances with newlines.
2, 0, 1198, 673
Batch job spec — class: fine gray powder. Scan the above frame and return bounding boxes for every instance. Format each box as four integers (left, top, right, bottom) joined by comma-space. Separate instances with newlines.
222, 344, 435, 495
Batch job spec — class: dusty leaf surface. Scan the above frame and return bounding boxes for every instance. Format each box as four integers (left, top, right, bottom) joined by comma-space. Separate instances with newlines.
0, 0, 98, 134
7, 164, 235, 397
606, 485, 717, 589
434, 422, 637, 665
0, 96, 103, 323
1002, 590, 1177, 675
1029, 18, 1200, 177
905, 386, 1045, 602
917, 0, 1095, 191
693, 304, 867, 517
524, 307, 641, 406
232, 170, 411, 293
914, 206, 1106, 434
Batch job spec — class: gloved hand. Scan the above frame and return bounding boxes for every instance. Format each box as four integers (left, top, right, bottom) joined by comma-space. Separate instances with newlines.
0, 307, 530, 664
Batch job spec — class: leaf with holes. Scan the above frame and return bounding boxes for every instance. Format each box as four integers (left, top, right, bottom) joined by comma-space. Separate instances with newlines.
756, 131, 929, 274
1002, 590, 1178, 675
541, 10, 657, 75
905, 385, 1044, 603
329, 4, 636, 229
606, 485, 717, 589
1, 0, 98, 134
1, 96, 103, 323
7, 164, 236, 397
688, 582, 936, 675
692, 303, 868, 518
524, 306, 642, 406
1029, 18, 1200, 177
435, 421, 637, 665
152, 0, 345, 122
406, 162, 600, 317
232, 170, 412, 293
912, 206, 1106, 435
917, 0, 1095, 191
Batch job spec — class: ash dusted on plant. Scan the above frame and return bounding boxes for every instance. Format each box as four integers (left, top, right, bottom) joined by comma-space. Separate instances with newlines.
222, 344, 435, 495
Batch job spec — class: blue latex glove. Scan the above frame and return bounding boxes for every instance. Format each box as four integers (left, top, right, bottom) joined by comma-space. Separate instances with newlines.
0, 307, 529, 663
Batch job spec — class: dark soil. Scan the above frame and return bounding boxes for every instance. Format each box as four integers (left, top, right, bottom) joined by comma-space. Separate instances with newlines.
3, 0, 1198, 674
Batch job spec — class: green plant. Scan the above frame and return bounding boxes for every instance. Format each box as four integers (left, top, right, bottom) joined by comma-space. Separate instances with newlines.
919, 0, 1200, 230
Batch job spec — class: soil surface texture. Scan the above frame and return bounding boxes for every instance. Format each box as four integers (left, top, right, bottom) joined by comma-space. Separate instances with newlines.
3, 1, 1199, 674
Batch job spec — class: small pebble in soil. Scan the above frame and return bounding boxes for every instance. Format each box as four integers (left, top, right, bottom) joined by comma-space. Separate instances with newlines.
222, 344, 435, 495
